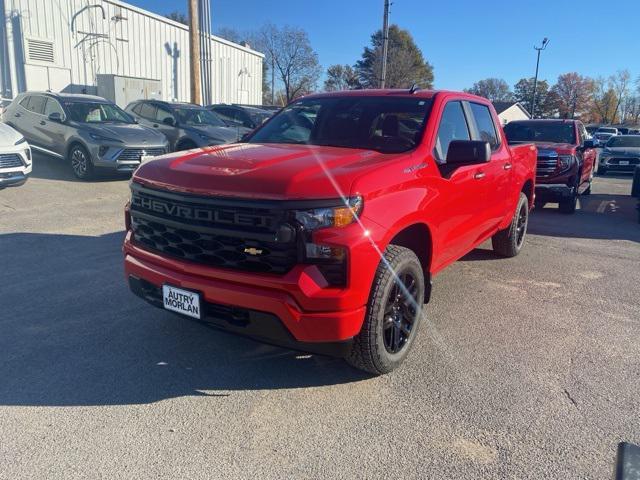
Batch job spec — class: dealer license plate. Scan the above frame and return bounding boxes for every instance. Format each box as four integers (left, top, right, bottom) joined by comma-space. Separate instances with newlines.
140, 155, 155, 163
162, 285, 201, 319
619, 160, 629, 165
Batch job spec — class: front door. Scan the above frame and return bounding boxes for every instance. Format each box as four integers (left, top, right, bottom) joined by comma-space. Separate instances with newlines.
430, 100, 492, 268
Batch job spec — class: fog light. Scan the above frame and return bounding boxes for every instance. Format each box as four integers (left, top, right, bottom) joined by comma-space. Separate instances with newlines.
305, 243, 346, 260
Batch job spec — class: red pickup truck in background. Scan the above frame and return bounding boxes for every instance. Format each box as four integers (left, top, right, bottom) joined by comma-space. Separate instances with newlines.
503, 119, 597, 214
123, 90, 537, 374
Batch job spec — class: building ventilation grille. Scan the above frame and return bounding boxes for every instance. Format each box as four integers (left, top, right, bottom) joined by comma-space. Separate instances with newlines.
26, 39, 55, 63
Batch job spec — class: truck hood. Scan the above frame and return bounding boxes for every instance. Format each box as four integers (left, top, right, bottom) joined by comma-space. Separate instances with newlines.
190, 125, 241, 143
133, 143, 392, 200
603, 147, 640, 155
528, 141, 577, 154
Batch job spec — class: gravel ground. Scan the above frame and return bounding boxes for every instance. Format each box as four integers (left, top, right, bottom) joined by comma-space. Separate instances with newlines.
1, 153, 638, 479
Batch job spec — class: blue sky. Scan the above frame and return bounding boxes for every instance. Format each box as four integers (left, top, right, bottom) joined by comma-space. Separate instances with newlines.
128, 0, 640, 91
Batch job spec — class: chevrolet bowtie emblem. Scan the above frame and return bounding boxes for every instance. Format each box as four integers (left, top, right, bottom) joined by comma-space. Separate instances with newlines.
244, 247, 264, 256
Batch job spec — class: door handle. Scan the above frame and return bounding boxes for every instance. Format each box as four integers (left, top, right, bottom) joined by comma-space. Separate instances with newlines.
14, 113, 20, 117
40, 120, 46, 125
474, 172, 486, 180
153, 124, 159, 128
504, 163, 512, 170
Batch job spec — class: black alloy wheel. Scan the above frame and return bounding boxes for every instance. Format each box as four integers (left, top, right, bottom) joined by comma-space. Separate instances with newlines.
383, 271, 419, 354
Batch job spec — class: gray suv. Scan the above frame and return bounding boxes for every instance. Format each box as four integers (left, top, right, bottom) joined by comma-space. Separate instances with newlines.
3, 92, 168, 180
125, 100, 241, 151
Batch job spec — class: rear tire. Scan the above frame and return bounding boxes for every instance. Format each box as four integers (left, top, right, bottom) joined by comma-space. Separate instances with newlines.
559, 194, 578, 214
631, 166, 640, 198
492, 192, 529, 258
346, 245, 425, 375
69, 144, 94, 180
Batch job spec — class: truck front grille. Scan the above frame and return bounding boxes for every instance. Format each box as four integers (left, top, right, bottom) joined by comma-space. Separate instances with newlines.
536, 150, 558, 177
0, 154, 23, 168
129, 184, 299, 275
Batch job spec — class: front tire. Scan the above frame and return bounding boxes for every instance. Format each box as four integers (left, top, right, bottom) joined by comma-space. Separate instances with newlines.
346, 245, 425, 375
69, 144, 94, 180
492, 192, 529, 257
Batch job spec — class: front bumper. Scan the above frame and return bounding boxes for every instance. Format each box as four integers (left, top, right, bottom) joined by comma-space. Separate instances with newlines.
123, 221, 382, 348
0, 145, 32, 187
535, 183, 575, 201
92, 144, 168, 171
599, 156, 639, 172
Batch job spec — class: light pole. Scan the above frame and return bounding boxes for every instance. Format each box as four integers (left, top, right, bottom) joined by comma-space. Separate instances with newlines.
530, 37, 549, 118
380, 0, 390, 88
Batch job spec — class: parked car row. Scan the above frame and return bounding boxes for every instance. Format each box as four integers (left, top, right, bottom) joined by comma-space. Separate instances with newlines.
0, 91, 275, 182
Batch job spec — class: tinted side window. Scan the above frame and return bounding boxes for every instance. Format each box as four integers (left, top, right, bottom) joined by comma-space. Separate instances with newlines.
19, 96, 31, 109
155, 107, 174, 123
44, 98, 64, 118
470, 103, 499, 150
26, 95, 46, 115
215, 108, 240, 125
139, 103, 156, 119
131, 104, 142, 115
435, 101, 470, 164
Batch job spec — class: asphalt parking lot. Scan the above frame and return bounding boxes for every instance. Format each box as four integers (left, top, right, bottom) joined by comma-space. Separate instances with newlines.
1, 152, 639, 479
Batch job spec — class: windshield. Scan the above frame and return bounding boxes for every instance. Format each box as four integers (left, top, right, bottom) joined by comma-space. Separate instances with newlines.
174, 107, 226, 127
249, 110, 271, 125
504, 122, 576, 144
598, 128, 617, 134
606, 136, 640, 147
248, 96, 432, 153
65, 102, 133, 124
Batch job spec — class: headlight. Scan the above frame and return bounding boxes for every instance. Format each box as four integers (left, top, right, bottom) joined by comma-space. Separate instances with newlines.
89, 133, 120, 143
558, 155, 575, 171
294, 196, 363, 230
14, 136, 26, 145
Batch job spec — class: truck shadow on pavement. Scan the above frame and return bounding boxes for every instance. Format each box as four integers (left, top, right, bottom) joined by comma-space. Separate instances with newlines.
528, 193, 640, 243
0, 231, 371, 407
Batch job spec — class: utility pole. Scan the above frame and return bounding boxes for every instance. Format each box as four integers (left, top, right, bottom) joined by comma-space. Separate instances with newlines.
380, 0, 390, 88
530, 37, 549, 118
188, 0, 201, 105
271, 57, 275, 106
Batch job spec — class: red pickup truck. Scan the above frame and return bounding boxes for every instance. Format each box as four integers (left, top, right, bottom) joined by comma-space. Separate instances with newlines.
503, 119, 597, 213
123, 90, 537, 374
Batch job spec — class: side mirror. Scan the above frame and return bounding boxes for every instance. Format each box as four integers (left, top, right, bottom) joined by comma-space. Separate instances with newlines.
446, 140, 491, 165
48, 112, 63, 123
162, 117, 175, 126
243, 120, 255, 129
582, 139, 597, 149
240, 132, 251, 142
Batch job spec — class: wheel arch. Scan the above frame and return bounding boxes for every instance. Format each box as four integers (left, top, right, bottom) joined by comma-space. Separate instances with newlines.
522, 178, 534, 208
386, 222, 433, 303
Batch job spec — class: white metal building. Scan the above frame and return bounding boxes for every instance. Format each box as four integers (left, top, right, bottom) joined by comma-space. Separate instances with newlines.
492, 102, 531, 125
0, 0, 263, 106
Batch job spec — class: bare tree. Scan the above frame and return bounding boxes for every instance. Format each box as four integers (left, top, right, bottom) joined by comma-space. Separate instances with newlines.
164, 11, 188, 25
324, 65, 361, 91
610, 69, 631, 123
257, 24, 321, 103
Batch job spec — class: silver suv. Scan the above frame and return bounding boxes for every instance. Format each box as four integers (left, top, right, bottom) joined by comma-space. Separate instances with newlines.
2, 92, 168, 180
125, 100, 241, 151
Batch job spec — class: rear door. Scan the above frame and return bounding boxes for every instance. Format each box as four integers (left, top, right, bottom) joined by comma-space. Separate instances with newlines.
431, 100, 491, 265
9, 96, 33, 138
40, 98, 68, 155
154, 105, 179, 148
466, 101, 513, 232
22, 95, 48, 148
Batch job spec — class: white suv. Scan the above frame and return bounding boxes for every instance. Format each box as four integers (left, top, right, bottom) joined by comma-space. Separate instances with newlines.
0, 123, 32, 188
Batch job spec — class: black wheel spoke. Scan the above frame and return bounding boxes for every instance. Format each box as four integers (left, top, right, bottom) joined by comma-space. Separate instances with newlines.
382, 269, 421, 355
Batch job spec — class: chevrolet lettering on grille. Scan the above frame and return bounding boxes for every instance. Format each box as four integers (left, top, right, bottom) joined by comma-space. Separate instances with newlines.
132, 195, 270, 228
